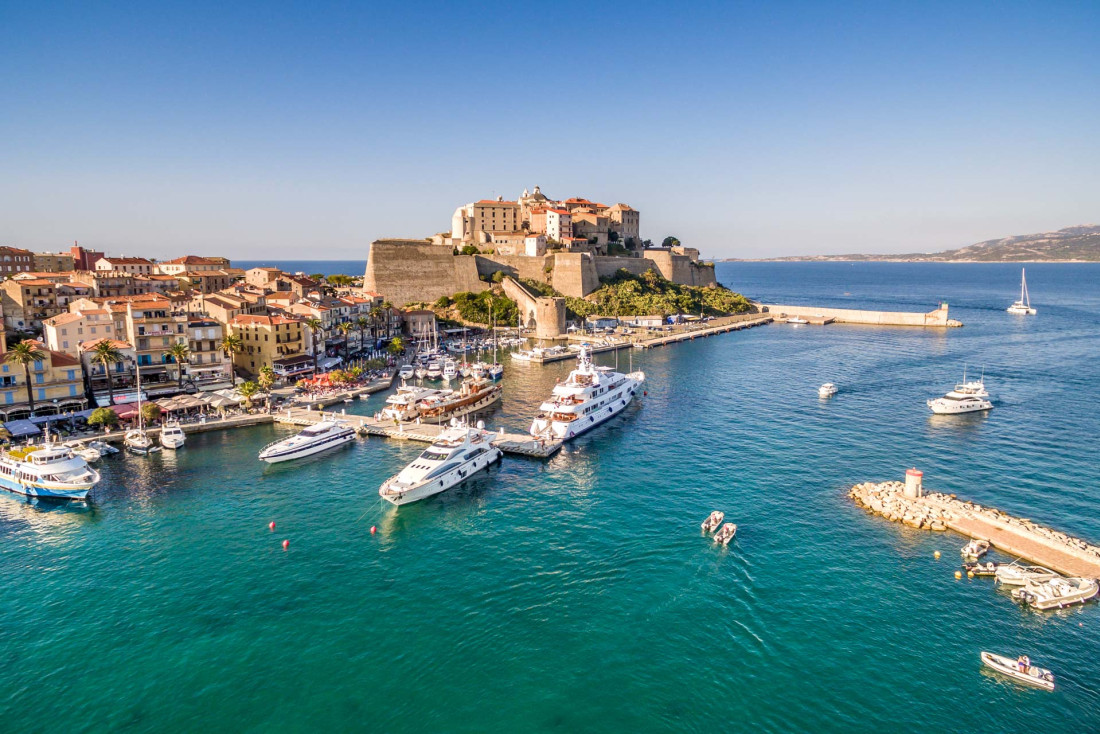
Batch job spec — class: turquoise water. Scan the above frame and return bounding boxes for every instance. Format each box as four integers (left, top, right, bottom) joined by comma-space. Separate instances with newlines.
2, 263, 1098, 731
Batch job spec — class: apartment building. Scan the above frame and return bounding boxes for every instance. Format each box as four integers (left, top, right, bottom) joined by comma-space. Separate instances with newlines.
1, 278, 62, 331
0, 246, 35, 276
0, 340, 87, 419
186, 318, 232, 387
43, 309, 118, 357
227, 314, 309, 380
95, 256, 155, 275
80, 338, 138, 405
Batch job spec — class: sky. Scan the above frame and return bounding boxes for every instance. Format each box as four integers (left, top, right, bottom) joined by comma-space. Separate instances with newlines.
1, 1, 1098, 260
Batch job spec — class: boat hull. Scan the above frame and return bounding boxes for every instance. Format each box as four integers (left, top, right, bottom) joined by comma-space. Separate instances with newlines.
928, 399, 993, 415
981, 652, 1054, 690
0, 475, 93, 501
529, 377, 642, 441
260, 431, 356, 463
380, 448, 502, 506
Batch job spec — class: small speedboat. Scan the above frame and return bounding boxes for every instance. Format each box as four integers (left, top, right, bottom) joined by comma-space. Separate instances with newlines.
961, 539, 990, 559
980, 652, 1054, 691
994, 562, 1059, 587
1012, 577, 1099, 610
787, 316, 809, 325
87, 440, 119, 455
714, 523, 737, 546
63, 441, 102, 463
398, 365, 415, 380
701, 511, 724, 533
818, 382, 838, 398
415, 366, 428, 380
964, 560, 999, 577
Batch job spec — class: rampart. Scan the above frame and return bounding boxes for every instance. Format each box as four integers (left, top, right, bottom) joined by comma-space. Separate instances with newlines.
501, 277, 566, 338
363, 240, 486, 307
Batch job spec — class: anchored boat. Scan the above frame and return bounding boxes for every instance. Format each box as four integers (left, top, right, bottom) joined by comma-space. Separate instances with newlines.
1012, 577, 1099, 610
980, 652, 1054, 691
1006, 268, 1036, 315
379, 422, 502, 506
994, 562, 1059, 587
961, 539, 991, 559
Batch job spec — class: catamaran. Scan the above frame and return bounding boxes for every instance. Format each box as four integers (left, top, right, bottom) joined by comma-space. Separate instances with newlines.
1006, 268, 1036, 315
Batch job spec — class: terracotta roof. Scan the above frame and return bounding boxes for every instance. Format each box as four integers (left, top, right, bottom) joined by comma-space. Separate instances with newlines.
548, 208, 571, 216
164, 255, 219, 265
44, 313, 84, 326
0, 340, 80, 367
99, 256, 153, 265
0, 246, 32, 255
231, 314, 302, 326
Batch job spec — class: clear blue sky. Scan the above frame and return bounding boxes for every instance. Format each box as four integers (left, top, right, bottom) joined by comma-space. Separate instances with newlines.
2, 1, 1097, 259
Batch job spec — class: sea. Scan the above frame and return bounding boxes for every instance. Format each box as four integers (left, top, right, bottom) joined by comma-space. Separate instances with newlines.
1, 262, 1098, 732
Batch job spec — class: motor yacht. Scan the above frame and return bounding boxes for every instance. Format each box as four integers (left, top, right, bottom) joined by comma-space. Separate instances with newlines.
1006, 268, 1036, 315
415, 365, 428, 380
258, 420, 356, 463
928, 369, 993, 415
160, 420, 186, 450
529, 345, 644, 441
994, 562, 1059, 587
818, 382, 838, 398
417, 378, 501, 421
379, 422, 502, 506
442, 359, 458, 381
980, 652, 1054, 691
63, 441, 102, 463
1012, 577, 1099, 610
382, 385, 443, 422
398, 365, 415, 380
425, 362, 443, 380
0, 443, 101, 501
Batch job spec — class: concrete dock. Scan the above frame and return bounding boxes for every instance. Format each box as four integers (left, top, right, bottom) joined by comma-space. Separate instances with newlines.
634, 315, 772, 348
850, 477, 1100, 579
763, 302, 961, 328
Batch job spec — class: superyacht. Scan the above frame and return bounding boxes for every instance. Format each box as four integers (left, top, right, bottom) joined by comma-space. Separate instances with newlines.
529, 345, 644, 441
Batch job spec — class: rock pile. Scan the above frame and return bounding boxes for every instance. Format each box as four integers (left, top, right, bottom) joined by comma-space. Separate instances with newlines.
848, 481, 955, 531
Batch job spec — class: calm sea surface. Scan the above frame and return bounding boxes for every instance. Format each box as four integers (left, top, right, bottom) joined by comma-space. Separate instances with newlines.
2, 263, 1098, 732
235, 260, 365, 277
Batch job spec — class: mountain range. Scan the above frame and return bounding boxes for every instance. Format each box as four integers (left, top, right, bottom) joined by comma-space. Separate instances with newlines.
738, 225, 1100, 262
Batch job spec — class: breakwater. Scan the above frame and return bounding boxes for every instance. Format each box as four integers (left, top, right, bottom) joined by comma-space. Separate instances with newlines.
850, 476, 1100, 578
762, 302, 959, 327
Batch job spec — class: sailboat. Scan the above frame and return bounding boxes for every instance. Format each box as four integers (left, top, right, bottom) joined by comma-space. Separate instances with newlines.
124, 364, 159, 454
1007, 268, 1036, 315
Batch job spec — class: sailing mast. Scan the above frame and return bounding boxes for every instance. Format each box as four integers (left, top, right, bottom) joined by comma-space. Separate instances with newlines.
1021, 268, 1030, 309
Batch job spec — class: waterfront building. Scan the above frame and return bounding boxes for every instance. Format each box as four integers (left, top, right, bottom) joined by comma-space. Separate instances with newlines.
95, 256, 155, 275
227, 314, 309, 379
402, 310, 437, 341
120, 299, 190, 392
0, 340, 87, 420
1, 278, 62, 331
79, 338, 137, 405
0, 246, 35, 276
32, 252, 76, 272
186, 318, 232, 388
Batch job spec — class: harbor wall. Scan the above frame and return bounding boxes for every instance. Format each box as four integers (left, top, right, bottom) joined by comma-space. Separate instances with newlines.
501, 277, 566, 338
762, 302, 951, 327
363, 240, 486, 307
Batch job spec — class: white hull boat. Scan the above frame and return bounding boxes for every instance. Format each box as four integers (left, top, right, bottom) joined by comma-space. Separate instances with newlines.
529, 345, 644, 441
0, 443, 101, 501
380, 423, 502, 506
63, 441, 102, 463
701, 511, 724, 533
1012, 577, 1099, 610
160, 420, 186, 449
87, 440, 119, 455
961, 539, 991, 559
929, 368, 993, 414
398, 365, 415, 380
714, 523, 737, 545
994, 563, 1059, 587
124, 429, 158, 454
980, 652, 1054, 690
259, 420, 356, 463
818, 382, 837, 398
1006, 268, 1036, 315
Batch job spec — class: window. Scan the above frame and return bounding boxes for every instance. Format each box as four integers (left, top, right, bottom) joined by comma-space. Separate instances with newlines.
37, 389, 46, 400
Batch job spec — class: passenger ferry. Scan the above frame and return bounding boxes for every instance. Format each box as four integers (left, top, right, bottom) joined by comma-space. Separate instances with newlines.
258, 420, 356, 463
529, 345, 644, 441
379, 422, 502, 506
0, 443, 102, 501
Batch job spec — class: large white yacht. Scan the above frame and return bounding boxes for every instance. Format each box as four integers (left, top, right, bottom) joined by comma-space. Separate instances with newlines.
379, 422, 502, 506
0, 443, 101, 501
529, 345, 645, 441
258, 420, 356, 463
927, 369, 993, 415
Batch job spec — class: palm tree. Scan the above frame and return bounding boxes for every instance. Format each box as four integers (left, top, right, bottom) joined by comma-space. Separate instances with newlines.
357, 316, 370, 356
237, 380, 259, 410
257, 365, 275, 407
5, 340, 47, 415
221, 334, 244, 387
304, 317, 323, 375
337, 321, 355, 363
90, 339, 123, 406
167, 341, 191, 391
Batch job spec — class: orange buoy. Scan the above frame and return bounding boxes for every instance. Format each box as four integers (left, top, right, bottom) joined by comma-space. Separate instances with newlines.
269, 521, 276, 531
282, 539, 290, 550
370, 526, 377, 534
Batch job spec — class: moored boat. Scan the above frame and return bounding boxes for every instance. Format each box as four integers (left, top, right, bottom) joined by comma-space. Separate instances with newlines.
0, 443, 101, 501
994, 562, 1059, 587
980, 652, 1054, 690
417, 378, 501, 421
818, 382, 838, 398
1012, 577, 1099, 610
964, 560, 999, 577
124, 429, 158, 454
529, 345, 644, 441
398, 365, 415, 380
160, 420, 186, 449
714, 523, 737, 545
961, 538, 991, 559
258, 420, 356, 463
701, 511, 724, 533
379, 422, 502, 506
63, 441, 102, 463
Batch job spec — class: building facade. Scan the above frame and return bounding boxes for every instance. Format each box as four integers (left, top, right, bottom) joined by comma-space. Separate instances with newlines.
0, 341, 87, 419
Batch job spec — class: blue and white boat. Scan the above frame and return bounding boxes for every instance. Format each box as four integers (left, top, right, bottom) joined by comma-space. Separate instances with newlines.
0, 443, 101, 501
529, 345, 644, 441
258, 419, 356, 463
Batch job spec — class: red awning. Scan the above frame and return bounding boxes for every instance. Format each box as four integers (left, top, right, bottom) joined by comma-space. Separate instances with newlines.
113, 402, 139, 419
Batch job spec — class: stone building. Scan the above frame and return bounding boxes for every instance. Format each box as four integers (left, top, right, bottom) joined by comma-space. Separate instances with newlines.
95, 256, 155, 275
227, 314, 308, 379
1, 278, 61, 331
0, 246, 35, 276
32, 252, 76, 272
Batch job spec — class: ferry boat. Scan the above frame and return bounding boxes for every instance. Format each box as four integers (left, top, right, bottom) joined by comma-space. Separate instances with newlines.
258, 420, 356, 463
382, 385, 443, 422
1012, 577, 1099, 610
417, 378, 501, 421
529, 345, 645, 441
1006, 268, 1036, 315
980, 652, 1054, 691
818, 382, 838, 398
0, 443, 101, 501
160, 420, 186, 450
928, 369, 993, 415
379, 422, 502, 506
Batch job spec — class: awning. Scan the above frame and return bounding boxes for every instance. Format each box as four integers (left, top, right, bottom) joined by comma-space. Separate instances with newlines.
3, 420, 41, 438
113, 402, 139, 419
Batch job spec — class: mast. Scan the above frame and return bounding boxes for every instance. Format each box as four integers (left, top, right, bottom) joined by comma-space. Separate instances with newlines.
136, 363, 144, 431
1021, 269, 1029, 308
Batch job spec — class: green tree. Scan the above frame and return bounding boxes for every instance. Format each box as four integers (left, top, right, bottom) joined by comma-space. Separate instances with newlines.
304, 317, 324, 375
357, 315, 370, 354
326, 274, 354, 287
88, 407, 119, 429
460, 245, 480, 255
90, 339, 124, 406
434, 296, 451, 309
257, 365, 275, 394
337, 321, 355, 361
4, 340, 47, 414
220, 334, 244, 387
167, 341, 191, 391
491, 270, 505, 283
140, 402, 162, 424
237, 380, 259, 409
661, 236, 680, 248
309, 273, 325, 282
387, 337, 405, 356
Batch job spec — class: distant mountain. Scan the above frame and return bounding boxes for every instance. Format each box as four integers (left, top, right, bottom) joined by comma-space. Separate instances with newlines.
736, 225, 1100, 262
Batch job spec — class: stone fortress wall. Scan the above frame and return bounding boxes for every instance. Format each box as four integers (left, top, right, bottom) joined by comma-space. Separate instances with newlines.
366, 241, 717, 307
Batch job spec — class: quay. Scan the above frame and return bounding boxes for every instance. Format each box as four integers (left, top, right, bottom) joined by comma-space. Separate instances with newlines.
274, 407, 562, 459
850, 472, 1100, 579
762, 302, 962, 327
633, 315, 772, 349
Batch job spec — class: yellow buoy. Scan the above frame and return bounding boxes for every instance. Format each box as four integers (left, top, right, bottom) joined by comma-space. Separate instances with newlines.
934, 551, 941, 559
954, 570, 962, 579
967, 570, 974, 578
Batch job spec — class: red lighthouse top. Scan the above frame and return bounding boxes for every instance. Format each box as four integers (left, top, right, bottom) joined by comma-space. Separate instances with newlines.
906, 468, 923, 477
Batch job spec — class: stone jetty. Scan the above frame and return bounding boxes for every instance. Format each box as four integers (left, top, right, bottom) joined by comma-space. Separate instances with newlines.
850, 473, 1100, 579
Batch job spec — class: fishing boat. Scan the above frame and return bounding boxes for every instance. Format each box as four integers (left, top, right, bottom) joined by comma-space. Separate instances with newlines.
714, 523, 737, 545
416, 378, 501, 421
159, 419, 186, 450
701, 511, 724, 533
379, 421, 502, 506
818, 382, 838, 398
961, 539, 991, 559
994, 562, 1059, 587
1006, 268, 1036, 315
1012, 577, 1099, 610
0, 443, 101, 501
258, 419, 356, 463
63, 441, 102, 463
980, 652, 1054, 691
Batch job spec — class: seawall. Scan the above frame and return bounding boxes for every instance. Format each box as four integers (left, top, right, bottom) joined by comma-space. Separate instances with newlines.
762, 302, 954, 327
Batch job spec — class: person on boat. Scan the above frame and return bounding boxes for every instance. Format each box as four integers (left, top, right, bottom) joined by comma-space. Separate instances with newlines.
1018, 655, 1030, 673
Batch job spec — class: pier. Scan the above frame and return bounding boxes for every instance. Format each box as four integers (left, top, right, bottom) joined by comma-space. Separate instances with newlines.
762, 302, 961, 327
850, 474, 1100, 579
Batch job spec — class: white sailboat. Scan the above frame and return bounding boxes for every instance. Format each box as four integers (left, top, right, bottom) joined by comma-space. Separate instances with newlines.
124, 364, 158, 454
1006, 268, 1036, 315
